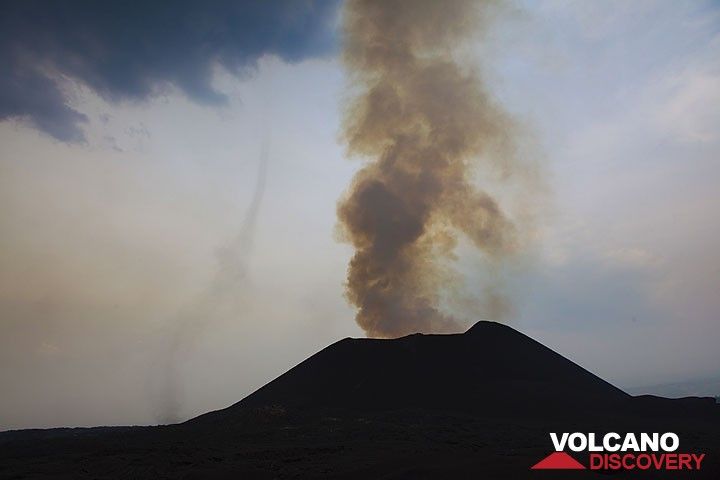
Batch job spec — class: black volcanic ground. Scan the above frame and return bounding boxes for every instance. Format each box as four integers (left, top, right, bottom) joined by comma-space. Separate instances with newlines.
1, 321, 718, 479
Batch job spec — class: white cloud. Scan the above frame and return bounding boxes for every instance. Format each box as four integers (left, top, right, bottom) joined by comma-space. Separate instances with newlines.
653, 67, 720, 143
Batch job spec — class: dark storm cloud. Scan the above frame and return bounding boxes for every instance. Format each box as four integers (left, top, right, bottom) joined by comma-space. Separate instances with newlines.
0, 0, 340, 141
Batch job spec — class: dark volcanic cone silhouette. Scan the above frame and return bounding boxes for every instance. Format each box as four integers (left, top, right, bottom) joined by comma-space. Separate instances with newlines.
2, 321, 719, 479
192, 321, 630, 424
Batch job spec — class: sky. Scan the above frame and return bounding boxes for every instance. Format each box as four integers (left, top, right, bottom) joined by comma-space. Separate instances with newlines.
1, 0, 719, 430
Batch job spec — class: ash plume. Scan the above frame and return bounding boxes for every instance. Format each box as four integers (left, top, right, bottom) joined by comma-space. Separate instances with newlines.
337, 0, 533, 338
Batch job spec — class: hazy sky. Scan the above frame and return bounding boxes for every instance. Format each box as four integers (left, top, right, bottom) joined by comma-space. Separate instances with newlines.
1, 0, 719, 430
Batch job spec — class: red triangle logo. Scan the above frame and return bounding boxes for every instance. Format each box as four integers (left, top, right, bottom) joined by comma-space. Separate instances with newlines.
531, 451, 586, 470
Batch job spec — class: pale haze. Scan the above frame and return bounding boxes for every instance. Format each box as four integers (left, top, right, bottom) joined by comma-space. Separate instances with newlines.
1, 0, 719, 430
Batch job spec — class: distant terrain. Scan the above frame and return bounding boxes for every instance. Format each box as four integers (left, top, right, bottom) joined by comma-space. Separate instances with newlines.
625, 377, 720, 400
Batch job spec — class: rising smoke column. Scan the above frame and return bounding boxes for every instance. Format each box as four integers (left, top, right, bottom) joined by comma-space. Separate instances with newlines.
338, 0, 524, 338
